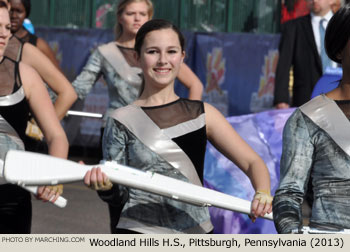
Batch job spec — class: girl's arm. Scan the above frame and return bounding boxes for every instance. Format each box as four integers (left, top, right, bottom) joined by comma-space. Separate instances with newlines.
177, 63, 203, 100
36, 37, 61, 70
204, 103, 272, 218
22, 43, 77, 120
20, 62, 69, 201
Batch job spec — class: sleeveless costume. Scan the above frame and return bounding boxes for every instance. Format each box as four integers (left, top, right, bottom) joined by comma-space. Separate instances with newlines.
99, 98, 213, 234
273, 94, 350, 233
4, 34, 48, 154
0, 56, 31, 233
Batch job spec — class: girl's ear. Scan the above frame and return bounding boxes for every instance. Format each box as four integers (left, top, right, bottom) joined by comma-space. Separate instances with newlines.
336, 52, 342, 61
133, 50, 139, 61
181, 51, 186, 63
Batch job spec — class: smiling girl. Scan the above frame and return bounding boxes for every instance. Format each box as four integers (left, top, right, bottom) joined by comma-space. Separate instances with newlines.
84, 19, 273, 234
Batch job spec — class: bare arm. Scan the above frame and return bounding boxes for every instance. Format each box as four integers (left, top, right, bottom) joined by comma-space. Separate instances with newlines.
204, 103, 272, 217
177, 63, 203, 100
20, 62, 68, 158
20, 62, 68, 201
36, 37, 61, 70
22, 43, 77, 120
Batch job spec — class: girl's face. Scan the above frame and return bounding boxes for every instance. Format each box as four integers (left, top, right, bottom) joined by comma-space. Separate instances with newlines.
138, 28, 185, 89
118, 1, 150, 37
9, 0, 25, 33
339, 40, 350, 70
0, 7, 11, 58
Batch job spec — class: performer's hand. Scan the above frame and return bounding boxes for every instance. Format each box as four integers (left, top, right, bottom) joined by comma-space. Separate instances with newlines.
36, 184, 63, 203
275, 102, 290, 109
84, 167, 113, 191
250, 190, 273, 222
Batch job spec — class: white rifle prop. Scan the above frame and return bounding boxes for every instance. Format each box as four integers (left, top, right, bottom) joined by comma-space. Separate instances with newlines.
66, 110, 103, 119
3, 150, 273, 220
0, 159, 67, 208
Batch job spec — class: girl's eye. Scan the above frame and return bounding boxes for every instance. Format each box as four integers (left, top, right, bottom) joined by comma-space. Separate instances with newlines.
147, 50, 158, 54
140, 12, 147, 16
168, 50, 178, 54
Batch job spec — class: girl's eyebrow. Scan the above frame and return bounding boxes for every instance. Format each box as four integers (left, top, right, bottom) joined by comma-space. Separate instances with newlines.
145, 45, 180, 49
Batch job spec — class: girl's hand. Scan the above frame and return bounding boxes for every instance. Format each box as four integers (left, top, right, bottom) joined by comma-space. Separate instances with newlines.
84, 167, 113, 191
37, 184, 63, 203
250, 190, 273, 222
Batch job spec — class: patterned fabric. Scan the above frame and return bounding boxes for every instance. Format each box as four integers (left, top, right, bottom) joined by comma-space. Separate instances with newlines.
273, 108, 350, 233
100, 99, 212, 234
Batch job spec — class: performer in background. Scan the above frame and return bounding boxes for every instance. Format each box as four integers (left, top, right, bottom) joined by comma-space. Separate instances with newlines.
273, 3, 350, 233
84, 19, 273, 234
3, 0, 77, 121
0, 2, 68, 233
9, 0, 60, 68
2, 0, 76, 152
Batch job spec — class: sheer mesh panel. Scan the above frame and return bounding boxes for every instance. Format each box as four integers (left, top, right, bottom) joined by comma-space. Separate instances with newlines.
142, 98, 204, 129
4, 36, 23, 62
335, 100, 350, 120
117, 45, 139, 68
20, 32, 32, 44
0, 57, 21, 96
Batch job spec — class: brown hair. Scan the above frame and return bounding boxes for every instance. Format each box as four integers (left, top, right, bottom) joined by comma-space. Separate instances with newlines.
0, 0, 9, 9
115, 0, 154, 40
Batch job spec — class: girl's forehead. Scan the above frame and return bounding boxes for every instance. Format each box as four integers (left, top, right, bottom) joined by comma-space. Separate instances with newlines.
143, 29, 179, 44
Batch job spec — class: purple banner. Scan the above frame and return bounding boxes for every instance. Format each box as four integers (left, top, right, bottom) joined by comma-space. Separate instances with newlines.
204, 108, 295, 234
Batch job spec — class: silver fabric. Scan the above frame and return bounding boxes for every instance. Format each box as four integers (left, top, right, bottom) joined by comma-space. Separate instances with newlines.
110, 105, 202, 186
163, 113, 206, 139
0, 87, 25, 107
300, 94, 350, 156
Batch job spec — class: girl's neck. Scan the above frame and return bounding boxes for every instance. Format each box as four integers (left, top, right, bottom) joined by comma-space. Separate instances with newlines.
116, 33, 136, 48
13, 27, 28, 39
327, 77, 350, 100
135, 83, 179, 107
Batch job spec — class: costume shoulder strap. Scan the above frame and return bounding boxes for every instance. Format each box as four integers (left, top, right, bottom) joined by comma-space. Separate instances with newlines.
109, 105, 203, 186
98, 42, 142, 86
300, 94, 350, 157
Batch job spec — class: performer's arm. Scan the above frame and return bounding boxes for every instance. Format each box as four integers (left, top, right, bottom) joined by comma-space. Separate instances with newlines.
36, 37, 61, 70
22, 43, 77, 120
272, 109, 314, 233
72, 49, 104, 100
177, 63, 203, 100
20, 62, 69, 202
84, 118, 129, 207
204, 103, 272, 219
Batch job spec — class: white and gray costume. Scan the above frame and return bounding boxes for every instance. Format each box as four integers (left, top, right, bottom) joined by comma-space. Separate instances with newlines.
99, 99, 213, 234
